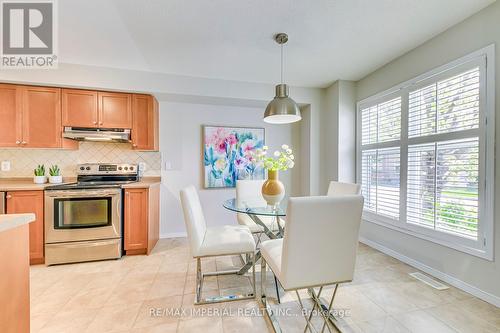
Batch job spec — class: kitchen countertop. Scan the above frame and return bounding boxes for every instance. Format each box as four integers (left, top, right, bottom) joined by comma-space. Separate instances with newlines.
0, 177, 161, 191
0, 213, 36, 233
121, 177, 161, 188
0, 178, 77, 191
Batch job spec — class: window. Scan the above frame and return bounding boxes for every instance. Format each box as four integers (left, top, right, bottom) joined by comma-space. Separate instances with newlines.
357, 46, 495, 259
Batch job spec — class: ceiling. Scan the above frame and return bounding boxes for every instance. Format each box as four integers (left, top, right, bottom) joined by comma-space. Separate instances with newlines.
59, 0, 495, 88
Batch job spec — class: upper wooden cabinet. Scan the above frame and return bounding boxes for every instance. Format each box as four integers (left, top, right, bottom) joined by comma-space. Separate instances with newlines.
22, 86, 62, 148
63, 90, 132, 129
62, 89, 98, 128
132, 94, 159, 151
0, 85, 64, 148
0, 83, 155, 149
99, 92, 132, 128
6, 190, 45, 265
0, 84, 22, 147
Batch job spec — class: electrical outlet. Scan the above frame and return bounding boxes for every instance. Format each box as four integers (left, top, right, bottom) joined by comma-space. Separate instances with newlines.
1, 161, 11, 172
164, 161, 172, 170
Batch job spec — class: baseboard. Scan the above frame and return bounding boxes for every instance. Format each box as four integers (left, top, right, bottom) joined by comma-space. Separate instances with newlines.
359, 236, 500, 308
160, 232, 187, 239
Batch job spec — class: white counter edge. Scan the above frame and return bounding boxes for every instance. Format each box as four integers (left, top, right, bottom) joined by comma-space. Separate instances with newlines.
0, 214, 36, 233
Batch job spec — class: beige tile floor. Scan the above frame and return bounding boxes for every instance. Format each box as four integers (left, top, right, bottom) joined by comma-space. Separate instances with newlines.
30, 238, 500, 333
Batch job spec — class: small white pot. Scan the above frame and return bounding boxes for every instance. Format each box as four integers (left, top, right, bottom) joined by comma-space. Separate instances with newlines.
49, 175, 63, 184
33, 176, 47, 184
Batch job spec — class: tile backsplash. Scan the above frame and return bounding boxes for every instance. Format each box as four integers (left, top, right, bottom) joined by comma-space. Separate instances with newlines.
0, 142, 162, 178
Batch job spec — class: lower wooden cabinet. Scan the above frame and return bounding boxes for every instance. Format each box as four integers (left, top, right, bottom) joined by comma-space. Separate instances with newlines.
6, 191, 44, 264
0, 223, 30, 333
124, 185, 159, 255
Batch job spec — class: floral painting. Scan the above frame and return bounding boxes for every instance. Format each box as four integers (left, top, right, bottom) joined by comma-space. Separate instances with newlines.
203, 126, 265, 188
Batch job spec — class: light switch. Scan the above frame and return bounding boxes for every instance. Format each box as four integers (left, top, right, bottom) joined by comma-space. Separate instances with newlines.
1, 161, 11, 172
164, 161, 172, 170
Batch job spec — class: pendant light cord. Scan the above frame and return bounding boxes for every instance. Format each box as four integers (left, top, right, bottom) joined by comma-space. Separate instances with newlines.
280, 42, 284, 84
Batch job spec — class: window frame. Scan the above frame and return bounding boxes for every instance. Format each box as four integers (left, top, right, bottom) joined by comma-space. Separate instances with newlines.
356, 45, 495, 260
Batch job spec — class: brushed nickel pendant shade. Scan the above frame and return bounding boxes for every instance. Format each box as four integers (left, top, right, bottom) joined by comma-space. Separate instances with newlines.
264, 33, 301, 124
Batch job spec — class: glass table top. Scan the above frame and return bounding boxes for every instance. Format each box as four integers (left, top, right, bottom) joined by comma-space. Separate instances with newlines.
223, 198, 287, 217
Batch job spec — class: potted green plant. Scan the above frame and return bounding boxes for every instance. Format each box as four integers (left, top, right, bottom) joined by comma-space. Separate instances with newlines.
48, 165, 62, 184
33, 165, 46, 184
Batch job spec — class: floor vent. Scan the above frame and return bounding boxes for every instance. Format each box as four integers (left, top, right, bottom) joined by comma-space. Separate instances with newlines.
409, 272, 449, 290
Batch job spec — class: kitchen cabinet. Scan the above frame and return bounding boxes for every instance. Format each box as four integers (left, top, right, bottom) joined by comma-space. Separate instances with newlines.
1, 83, 154, 149
6, 191, 44, 264
21, 86, 62, 148
0, 84, 76, 149
124, 185, 160, 255
98, 91, 132, 128
63, 90, 132, 129
131, 94, 159, 151
62, 89, 98, 128
0, 84, 22, 147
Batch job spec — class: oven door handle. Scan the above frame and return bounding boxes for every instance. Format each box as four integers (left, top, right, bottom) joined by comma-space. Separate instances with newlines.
45, 190, 120, 198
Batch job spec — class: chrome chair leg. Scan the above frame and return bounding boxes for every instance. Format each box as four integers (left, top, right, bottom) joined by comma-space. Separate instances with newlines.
194, 254, 256, 305
260, 257, 267, 304
320, 285, 339, 333
296, 290, 318, 333
274, 275, 281, 304
304, 286, 324, 333
196, 258, 203, 304
260, 259, 282, 332
252, 252, 256, 298
309, 285, 341, 333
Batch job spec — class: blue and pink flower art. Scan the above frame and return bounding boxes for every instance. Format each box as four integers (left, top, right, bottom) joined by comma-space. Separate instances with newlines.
203, 126, 265, 188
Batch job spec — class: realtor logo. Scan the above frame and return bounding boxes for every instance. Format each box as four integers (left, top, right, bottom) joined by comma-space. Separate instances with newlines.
1, 0, 57, 68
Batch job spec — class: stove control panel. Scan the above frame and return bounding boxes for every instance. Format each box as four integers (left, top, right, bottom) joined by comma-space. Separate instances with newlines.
77, 163, 138, 175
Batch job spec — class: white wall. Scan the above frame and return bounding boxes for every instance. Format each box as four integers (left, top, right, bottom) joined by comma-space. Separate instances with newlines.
356, 1, 500, 303
158, 101, 299, 236
322, 80, 357, 193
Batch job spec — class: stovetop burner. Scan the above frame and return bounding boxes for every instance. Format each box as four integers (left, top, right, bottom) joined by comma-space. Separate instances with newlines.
45, 163, 140, 190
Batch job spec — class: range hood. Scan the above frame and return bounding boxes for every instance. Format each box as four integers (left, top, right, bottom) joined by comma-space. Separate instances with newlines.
63, 127, 131, 143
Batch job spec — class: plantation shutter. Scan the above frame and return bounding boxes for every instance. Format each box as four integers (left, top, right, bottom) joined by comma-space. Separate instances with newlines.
406, 67, 480, 239
360, 97, 401, 221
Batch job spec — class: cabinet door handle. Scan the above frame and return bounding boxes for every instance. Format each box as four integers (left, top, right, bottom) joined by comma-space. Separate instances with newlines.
93, 121, 97, 125
21, 141, 27, 145
15, 140, 21, 144
132, 144, 137, 147
6, 195, 11, 199
99, 122, 103, 125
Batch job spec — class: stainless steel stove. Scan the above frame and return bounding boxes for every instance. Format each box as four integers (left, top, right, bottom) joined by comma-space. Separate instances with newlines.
46, 163, 140, 190
44, 163, 139, 265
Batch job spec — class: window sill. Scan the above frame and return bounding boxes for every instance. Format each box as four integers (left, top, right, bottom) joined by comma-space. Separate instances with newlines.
362, 214, 493, 261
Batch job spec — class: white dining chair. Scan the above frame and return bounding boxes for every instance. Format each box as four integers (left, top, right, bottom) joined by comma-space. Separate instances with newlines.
260, 195, 364, 332
326, 180, 361, 196
236, 180, 283, 237
180, 185, 256, 304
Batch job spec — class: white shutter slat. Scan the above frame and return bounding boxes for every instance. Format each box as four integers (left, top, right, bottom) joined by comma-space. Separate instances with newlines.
406, 138, 479, 239
376, 148, 400, 220
408, 67, 480, 138
361, 150, 377, 212
435, 138, 479, 238
361, 97, 401, 145
407, 143, 435, 228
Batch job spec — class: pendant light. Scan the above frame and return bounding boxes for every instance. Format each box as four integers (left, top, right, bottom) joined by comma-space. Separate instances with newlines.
263, 33, 301, 124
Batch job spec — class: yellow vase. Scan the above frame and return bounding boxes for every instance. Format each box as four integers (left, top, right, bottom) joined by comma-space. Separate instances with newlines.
262, 169, 285, 206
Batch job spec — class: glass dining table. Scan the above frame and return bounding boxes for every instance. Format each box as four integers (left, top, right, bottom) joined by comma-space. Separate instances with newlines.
223, 198, 287, 302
